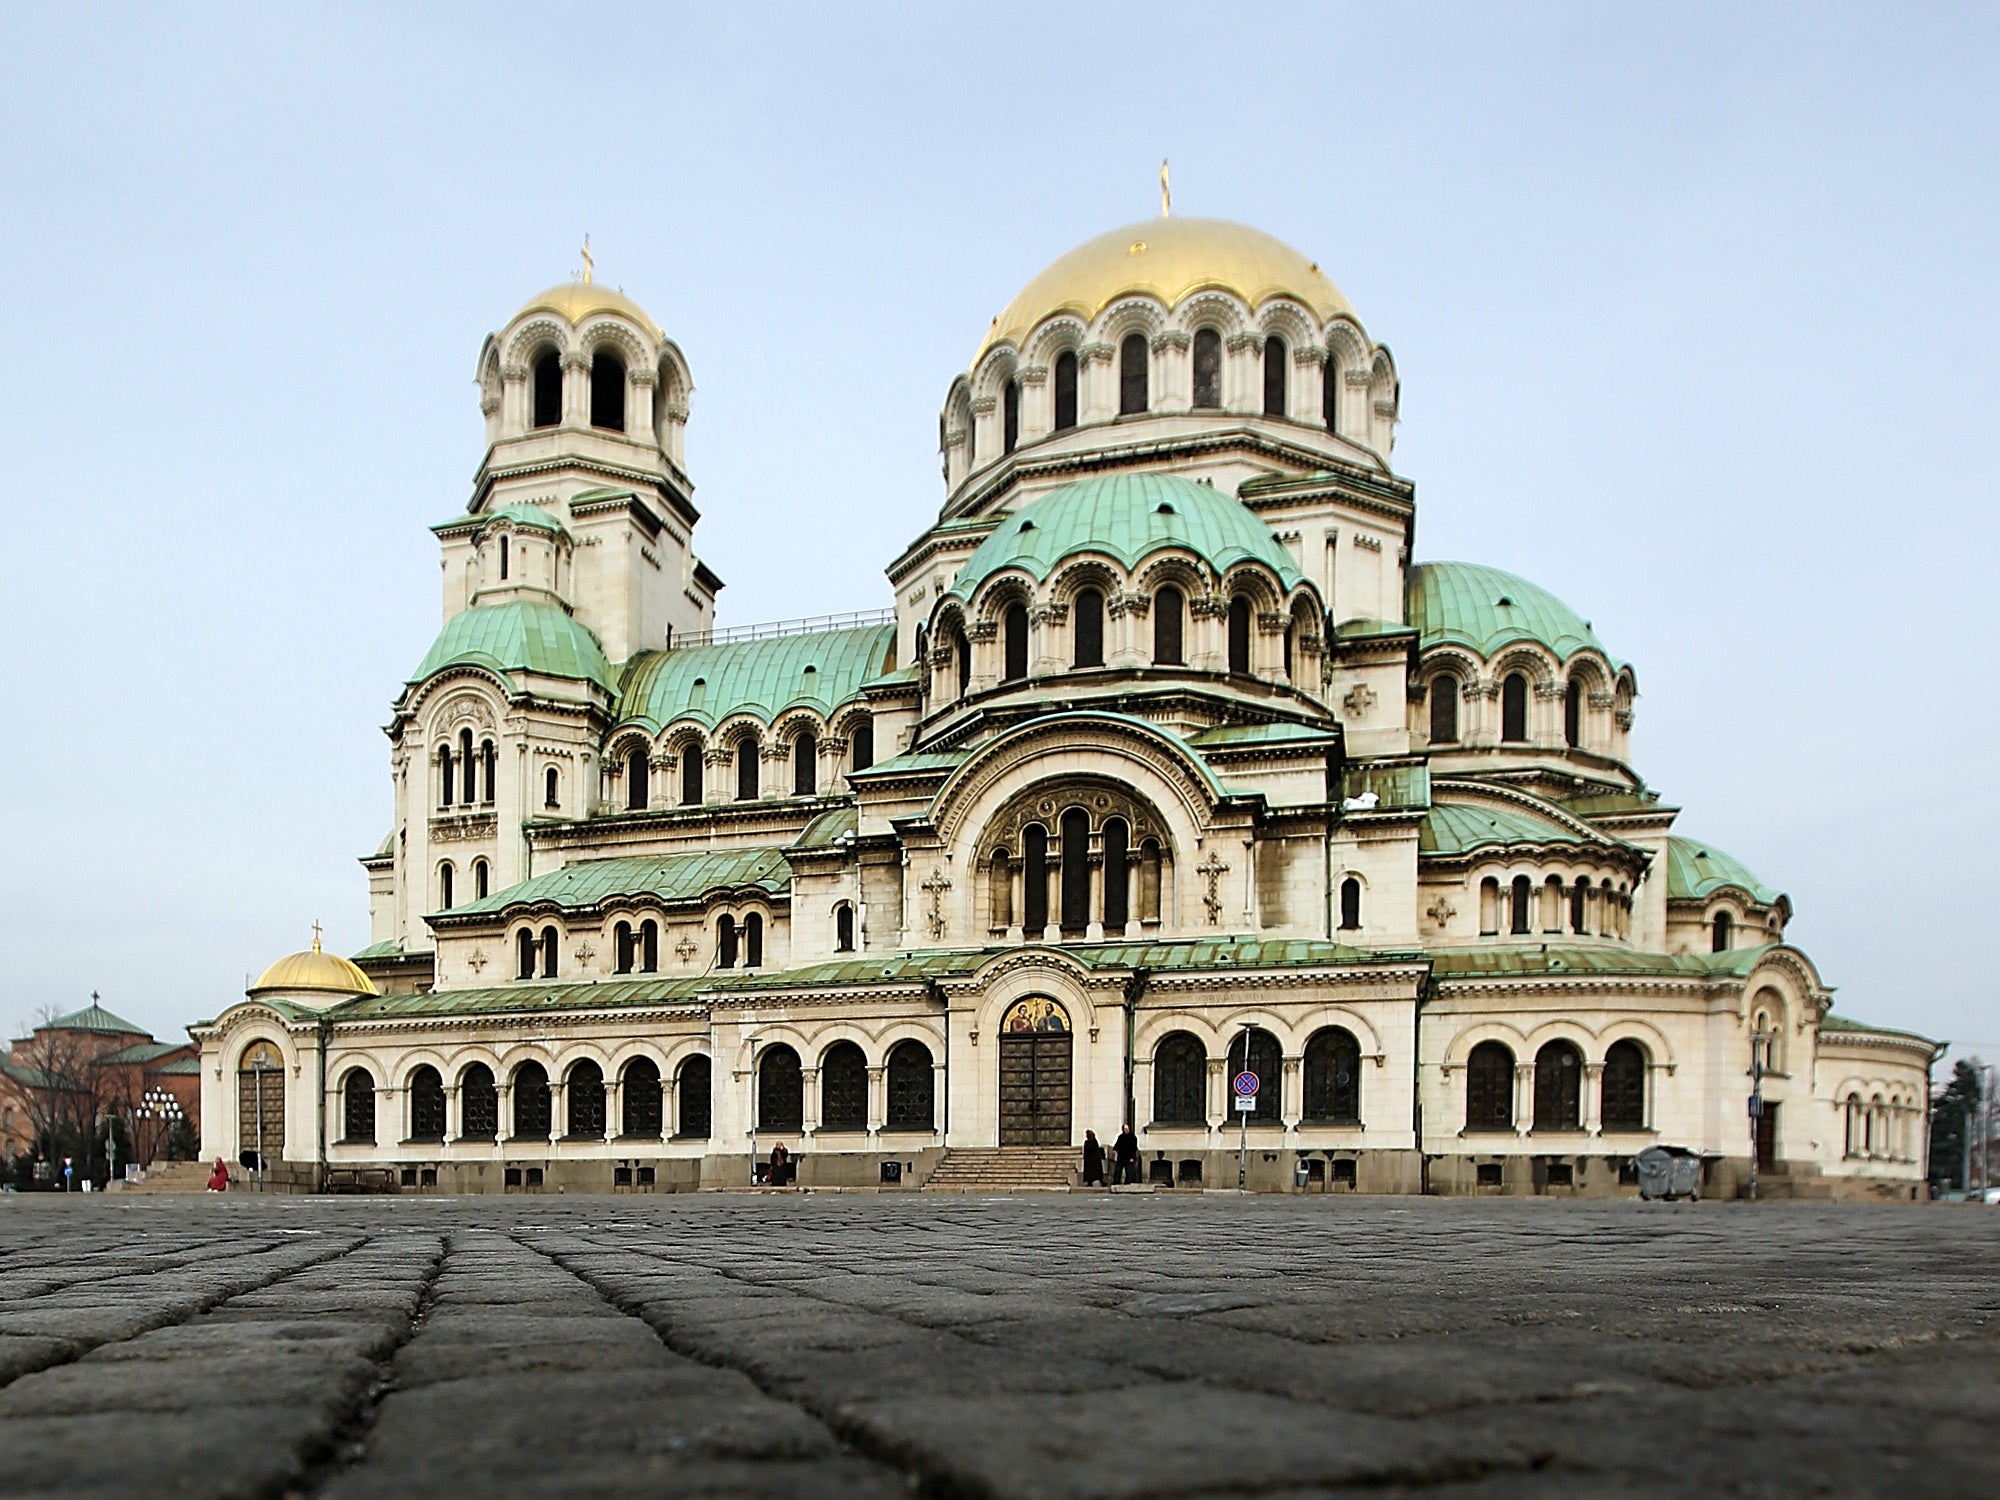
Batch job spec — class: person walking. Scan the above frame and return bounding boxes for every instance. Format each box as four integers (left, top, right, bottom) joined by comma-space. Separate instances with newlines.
1113, 1123, 1140, 1186
1081, 1130, 1106, 1187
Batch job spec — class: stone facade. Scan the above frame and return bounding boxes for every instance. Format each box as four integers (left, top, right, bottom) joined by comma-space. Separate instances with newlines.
193, 218, 1937, 1197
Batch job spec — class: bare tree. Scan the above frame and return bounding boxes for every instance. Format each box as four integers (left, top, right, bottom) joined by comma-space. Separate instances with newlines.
9, 1007, 115, 1170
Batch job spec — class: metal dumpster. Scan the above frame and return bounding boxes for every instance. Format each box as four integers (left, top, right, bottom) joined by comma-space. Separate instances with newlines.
1635, 1145, 1701, 1201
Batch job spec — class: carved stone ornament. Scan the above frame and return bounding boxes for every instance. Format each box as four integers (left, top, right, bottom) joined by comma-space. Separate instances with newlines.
1030, 601, 1069, 626
1106, 589, 1151, 619
970, 396, 997, 415
1342, 682, 1378, 716
973, 781, 1166, 868
1017, 364, 1049, 385
968, 620, 998, 643
467, 949, 489, 973
1257, 611, 1287, 634
1150, 330, 1191, 353
1187, 593, 1228, 619
1225, 331, 1261, 353
1589, 690, 1616, 710
1196, 851, 1231, 926
1425, 897, 1457, 930
921, 869, 952, 941
1352, 533, 1383, 553
430, 814, 498, 842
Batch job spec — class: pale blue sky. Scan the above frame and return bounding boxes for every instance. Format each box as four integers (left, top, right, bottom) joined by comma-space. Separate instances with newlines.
2, 5, 1994, 1067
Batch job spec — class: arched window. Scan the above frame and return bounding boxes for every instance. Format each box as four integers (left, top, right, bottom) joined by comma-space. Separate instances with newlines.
626, 747, 650, 811
1543, 875, 1565, 933
1479, 877, 1500, 935
539, 926, 558, 978
1844, 1094, 1862, 1157
676, 1055, 711, 1138
1501, 673, 1529, 742
460, 729, 476, 804
438, 862, 454, 911
793, 734, 817, 796
716, 915, 737, 969
989, 848, 1012, 930
510, 1062, 551, 1139
757, 1044, 803, 1131
1002, 378, 1019, 454
681, 744, 704, 806
1153, 1032, 1207, 1125
1192, 328, 1222, 409
590, 351, 626, 431
531, 350, 561, 428
1601, 1040, 1646, 1131
566, 1060, 606, 1139
834, 902, 856, 952
1465, 1041, 1514, 1130
439, 744, 454, 807
1073, 588, 1104, 668
1227, 595, 1252, 674
1533, 1041, 1582, 1131
735, 737, 758, 801
743, 913, 763, 968
850, 717, 873, 773
1570, 878, 1589, 934
1323, 353, 1339, 434
1430, 677, 1459, 743
499, 534, 510, 581
1139, 837, 1163, 923
1022, 823, 1049, 934
1059, 807, 1091, 933
1003, 602, 1028, 682
963, 409, 975, 466
640, 918, 658, 972
1153, 586, 1184, 665
1564, 678, 1583, 748
1102, 818, 1130, 931
954, 626, 970, 698
516, 928, 538, 980
544, 766, 560, 809
1303, 1027, 1362, 1124
472, 859, 489, 901
1226, 1028, 1282, 1124
1119, 332, 1148, 414
614, 920, 636, 974
482, 740, 496, 802
1053, 350, 1078, 430
885, 1041, 934, 1129
1510, 875, 1532, 935
460, 1064, 497, 1141
621, 1058, 662, 1138
342, 1068, 375, 1144
408, 1066, 446, 1143
1263, 335, 1287, 416
1338, 876, 1361, 931
820, 1042, 867, 1131
1711, 911, 1733, 952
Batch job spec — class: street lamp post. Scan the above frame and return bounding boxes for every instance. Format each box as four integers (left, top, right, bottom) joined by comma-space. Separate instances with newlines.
745, 1034, 760, 1187
1748, 1026, 1771, 1202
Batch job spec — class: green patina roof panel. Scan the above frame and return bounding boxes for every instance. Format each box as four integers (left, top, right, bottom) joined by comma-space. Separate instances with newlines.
1419, 801, 1593, 856
791, 804, 858, 850
616, 625, 895, 733
948, 473, 1304, 600
41, 1002, 147, 1036
1406, 561, 1617, 666
410, 601, 616, 694
1818, 1014, 1938, 1047
445, 848, 790, 919
1431, 944, 1769, 981
1187, 722, 1333, 748
1664, 836, 1781, 905
1344, 761, 1431, 812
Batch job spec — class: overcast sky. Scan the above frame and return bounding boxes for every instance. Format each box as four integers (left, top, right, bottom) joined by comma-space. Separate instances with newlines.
2, 5, 1994, 1070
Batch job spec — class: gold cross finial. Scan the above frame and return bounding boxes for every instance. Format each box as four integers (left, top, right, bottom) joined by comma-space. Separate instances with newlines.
310, 919, 323, 954
1160, 159, 1170, 218
580, 234, 594, 285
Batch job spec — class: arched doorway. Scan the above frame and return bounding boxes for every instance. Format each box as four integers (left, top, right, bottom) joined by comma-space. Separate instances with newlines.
998, 997, 1071, 1145
237, 1040, 285, 1168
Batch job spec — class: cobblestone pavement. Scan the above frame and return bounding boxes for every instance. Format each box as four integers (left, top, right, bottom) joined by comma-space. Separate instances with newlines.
0, 1196, 1992, 1498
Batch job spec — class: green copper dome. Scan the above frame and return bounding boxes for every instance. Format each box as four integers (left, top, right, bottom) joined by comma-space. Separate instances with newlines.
1406, 562, 1612, 664
410, 601, 615, 694
616, 625, 895, 732
948, 472, 1305, 601
1664, 836, 1781, 905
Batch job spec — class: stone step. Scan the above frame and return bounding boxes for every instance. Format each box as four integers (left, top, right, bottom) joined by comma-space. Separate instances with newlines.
923, 1147, 1078, 1192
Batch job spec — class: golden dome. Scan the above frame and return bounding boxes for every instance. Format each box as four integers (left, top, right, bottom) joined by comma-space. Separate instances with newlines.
976, 217, 1355, 363
250, 934, 378, 1000
514, 280, 661, 338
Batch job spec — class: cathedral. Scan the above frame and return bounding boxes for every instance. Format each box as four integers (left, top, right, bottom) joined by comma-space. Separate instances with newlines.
194, 212, 1937, 1197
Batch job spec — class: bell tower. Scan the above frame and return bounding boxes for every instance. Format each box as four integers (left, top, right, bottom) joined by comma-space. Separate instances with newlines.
441, 253, 721, 664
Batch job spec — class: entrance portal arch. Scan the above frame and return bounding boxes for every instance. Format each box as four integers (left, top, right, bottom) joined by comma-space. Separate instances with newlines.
998, 997, 1072, 1146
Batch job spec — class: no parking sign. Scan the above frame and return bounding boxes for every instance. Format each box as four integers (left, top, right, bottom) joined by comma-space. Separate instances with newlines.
1232, 1071, 1259, 1112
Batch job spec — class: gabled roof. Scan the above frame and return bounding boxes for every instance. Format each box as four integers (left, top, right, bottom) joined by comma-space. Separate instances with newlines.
40, 1002, 146, 1036
615, 625, 895, 733
441, 848, 790, 920
1664, 836, 1781, 906
409, 601, 616, 694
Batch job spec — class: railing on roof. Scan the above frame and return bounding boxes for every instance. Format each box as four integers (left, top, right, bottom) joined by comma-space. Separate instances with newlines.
669, 607, 895, 650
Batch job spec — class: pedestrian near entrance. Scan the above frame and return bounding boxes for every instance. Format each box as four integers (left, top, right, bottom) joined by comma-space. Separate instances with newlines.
206, 1157, 229, 1192
1113, 1124, 1140, 1185
1081, 1130, 1106, 1186
768, 1142, 791, 1187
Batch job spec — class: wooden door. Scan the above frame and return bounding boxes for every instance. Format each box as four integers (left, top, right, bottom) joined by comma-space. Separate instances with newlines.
997, 997, 1073, 1146
1756, 1101, 1779, 1171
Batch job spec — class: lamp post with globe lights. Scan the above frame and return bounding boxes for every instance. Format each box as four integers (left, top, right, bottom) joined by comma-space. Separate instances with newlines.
135, 1088, 185, 1171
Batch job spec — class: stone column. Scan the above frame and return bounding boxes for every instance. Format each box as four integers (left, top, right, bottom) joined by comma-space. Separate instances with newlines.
1282, 1055, 1302, 1141
560, 350, 590, 426
1582, 1064, 1603, 1135
1151, 330, 1191, 413
970, 396, 996, 470
1514, 1065, 1534, 1137
801, 1068, 820, 1139
1007, 858, 1024, 944
1017, 364, 1049, 444
1292, 344, 1326, 425
500, 361, 528, 432
496, 1083, 512, 1142
548, 1082, 565, 1148
1206, 1057, 1228, 1136
604, 1078, 621, 1143
1086, 852, 1105, 942
867, 1065, 885, 1139
627, 365, 657, 446
1079, 342, 1115, 422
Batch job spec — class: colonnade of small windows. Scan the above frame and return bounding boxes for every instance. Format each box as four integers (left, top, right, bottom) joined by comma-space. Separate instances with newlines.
1479, 873, 1631, 940
1463, 1038, 1649, 1133
986, 811, 1166, 936
1843, 1093, 1916, 1162
435, 857, 489, 912
1150, 1027, 1362, 1127
1427, 669, 1614, 751
438, 729, 497, 810
608, 714, 872, 813
528, 348, 630, 433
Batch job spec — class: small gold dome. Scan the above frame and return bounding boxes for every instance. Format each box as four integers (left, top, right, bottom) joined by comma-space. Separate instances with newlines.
250, 934, 378, 1000
976, 216, 1355, 364
514, 281, 661, 338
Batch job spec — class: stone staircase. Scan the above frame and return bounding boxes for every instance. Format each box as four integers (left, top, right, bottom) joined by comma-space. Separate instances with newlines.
922, 1147, 1078, 1193
122, 1161, 213, 1194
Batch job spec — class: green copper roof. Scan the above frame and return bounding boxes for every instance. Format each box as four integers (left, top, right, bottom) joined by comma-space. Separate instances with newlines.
791, 804, 858, 850
96, 1040, 185, 1066
1406, 562, 1613, 665
1187, 722, 1334, 748
410, 601, 616, 694
1419, 801, 1595, 856
1818, 1014, 1938, 1048
350, 939, 404, 961
1664, 836, 1781, 905
444, 848, 791, 919
1432, 945, 1770, 981
1343, 760, 1431, 812
615, 625, 895, 733
947, 473, 1304, 601
482, 503, 567, 535
41, 1002, 146, 1035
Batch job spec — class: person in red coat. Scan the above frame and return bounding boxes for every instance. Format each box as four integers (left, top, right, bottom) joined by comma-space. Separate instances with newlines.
205, 1158, 229, 1192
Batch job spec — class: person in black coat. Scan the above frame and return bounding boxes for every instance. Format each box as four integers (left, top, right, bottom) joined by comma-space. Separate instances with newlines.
1081, 1130, 1106, 1187
1113, 1124, 1140, 1185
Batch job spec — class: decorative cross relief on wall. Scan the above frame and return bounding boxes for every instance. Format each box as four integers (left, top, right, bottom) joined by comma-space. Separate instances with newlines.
1196, 851, 1230, 926
467, 949, 488, 973
1425, 897, 1457, 931
1342, 683, 1377, 716
572, 941, 596, 967
674, 934, 698, 963
921, 870, 953, 941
